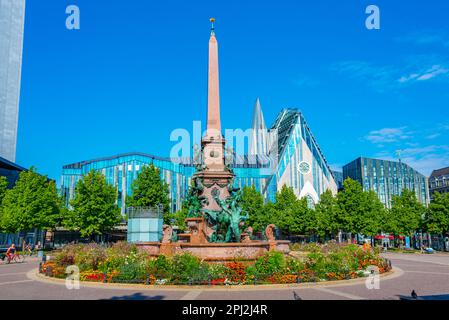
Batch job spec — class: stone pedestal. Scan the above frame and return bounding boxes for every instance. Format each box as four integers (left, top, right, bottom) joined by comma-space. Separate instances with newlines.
137, 240, 291, 262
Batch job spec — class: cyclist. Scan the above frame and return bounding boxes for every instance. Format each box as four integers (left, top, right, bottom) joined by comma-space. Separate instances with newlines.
6, 243, 16, 261
25, 243, 33, 256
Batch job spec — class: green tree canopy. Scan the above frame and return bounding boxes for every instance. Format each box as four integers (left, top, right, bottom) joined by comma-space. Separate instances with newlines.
389, 189, 426, 236
425, 192, 449, 235
336, 178, 365, 235
275, 185, 312, 235
358, 190, 385, 236
65, 170, 121, 237
0, 176, 7, 205
336, 178, 385, 236
241, 185, 267, 232
0, 168, 61, 233
314, 189, 339, 238
127, 164, 170, 214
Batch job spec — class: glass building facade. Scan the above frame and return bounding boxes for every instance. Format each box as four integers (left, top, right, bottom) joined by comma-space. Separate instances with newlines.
0, 155, 25, 188
343, 157, 430, 208
0, 0, 25, 162
332, 170, 344, 191
61, 108, 338, 213
429, 167, 449, 199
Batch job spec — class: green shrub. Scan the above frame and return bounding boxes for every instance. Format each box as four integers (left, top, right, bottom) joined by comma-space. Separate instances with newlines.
244, 264, 260, 283
305, 251, 327, 278
55, 244, 79, 267
75, 244, 107, 271
115, 261, 147, 281
209, 263, 227, 279
254, 251, 286, 275
285, 257, 305, 274
170, 253, 209, 283
147, 255, 172, 278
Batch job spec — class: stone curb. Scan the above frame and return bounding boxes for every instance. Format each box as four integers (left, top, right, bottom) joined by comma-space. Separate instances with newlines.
29, 267, 403, 292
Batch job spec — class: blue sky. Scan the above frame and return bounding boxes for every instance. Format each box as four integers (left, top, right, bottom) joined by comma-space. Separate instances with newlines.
17, 0, 449, 182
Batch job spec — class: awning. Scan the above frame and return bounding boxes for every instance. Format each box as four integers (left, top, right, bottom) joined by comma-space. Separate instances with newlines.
374, 235, 394, 240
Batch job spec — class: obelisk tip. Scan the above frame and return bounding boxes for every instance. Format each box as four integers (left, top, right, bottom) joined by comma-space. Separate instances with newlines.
210, 18, 215, 35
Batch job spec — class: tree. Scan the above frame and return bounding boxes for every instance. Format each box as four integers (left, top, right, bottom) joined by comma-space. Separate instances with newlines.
127, 164, 170, 218
425, 192, 449, 235
358, 190, 385, 237
0, 168, 62, 234
314, 189, 339, 239
65, 170, 121, 237
275, 185, 311, 236
168, 207, 188, 231
336, 178, 365, 235
241, 186, 267, 232
336, 178, 384, 237
390, 189, 426, 236
0, 176, 7, 232
0, 176, 8, 205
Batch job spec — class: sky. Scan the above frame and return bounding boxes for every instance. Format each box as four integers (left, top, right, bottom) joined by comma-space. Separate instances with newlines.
16, 0, 449, 183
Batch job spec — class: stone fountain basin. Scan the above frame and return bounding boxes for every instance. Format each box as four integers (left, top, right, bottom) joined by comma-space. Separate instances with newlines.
136, 240, 290, 262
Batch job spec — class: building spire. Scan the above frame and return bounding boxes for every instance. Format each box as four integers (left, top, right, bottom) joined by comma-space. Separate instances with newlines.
249, 98, 268, 156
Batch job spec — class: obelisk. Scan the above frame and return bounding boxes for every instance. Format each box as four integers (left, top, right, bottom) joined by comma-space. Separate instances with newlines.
194, 18, 234, 214
206, 18, 221, 138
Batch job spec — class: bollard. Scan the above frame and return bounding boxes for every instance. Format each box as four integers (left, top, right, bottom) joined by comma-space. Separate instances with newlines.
145, 275, 150, 285
296, 274, 301, 284
103, 272, 107, 283
208, 276, 211, 286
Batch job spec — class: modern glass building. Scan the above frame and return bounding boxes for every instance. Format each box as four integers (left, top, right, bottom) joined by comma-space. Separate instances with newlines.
429, 167, 449, 198
343, 157, 430, 208
332, 170, 344, 191
0, 155, 25, 188
61, 105, 338, 213
0, 0, 25, 162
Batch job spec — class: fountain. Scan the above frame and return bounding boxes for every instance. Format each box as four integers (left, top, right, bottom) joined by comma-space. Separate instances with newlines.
136, 19, 289, 261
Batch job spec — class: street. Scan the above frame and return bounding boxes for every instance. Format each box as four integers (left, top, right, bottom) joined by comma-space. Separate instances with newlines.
0, 253, 448, 300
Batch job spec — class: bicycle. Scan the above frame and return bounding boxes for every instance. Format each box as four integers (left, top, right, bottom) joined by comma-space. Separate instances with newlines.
6, 253, 25, 264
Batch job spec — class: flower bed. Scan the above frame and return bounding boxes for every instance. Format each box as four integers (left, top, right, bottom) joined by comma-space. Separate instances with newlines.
40, 242, 392, 285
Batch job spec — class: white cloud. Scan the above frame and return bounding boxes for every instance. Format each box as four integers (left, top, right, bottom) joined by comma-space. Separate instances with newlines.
374, 145, 449, 176
365, 127, 412, 144
331, 61, 395, 91
399, 65, 449, 83
333, 55, 449, 91
396, 31, 449, 49
426, 133, 441, 140
293, 76, 319, 87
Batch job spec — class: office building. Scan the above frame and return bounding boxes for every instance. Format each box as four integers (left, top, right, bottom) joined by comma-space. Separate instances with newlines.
343, 157, 429, 208
0, 0, 25, 162
429, 167, 449, 198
